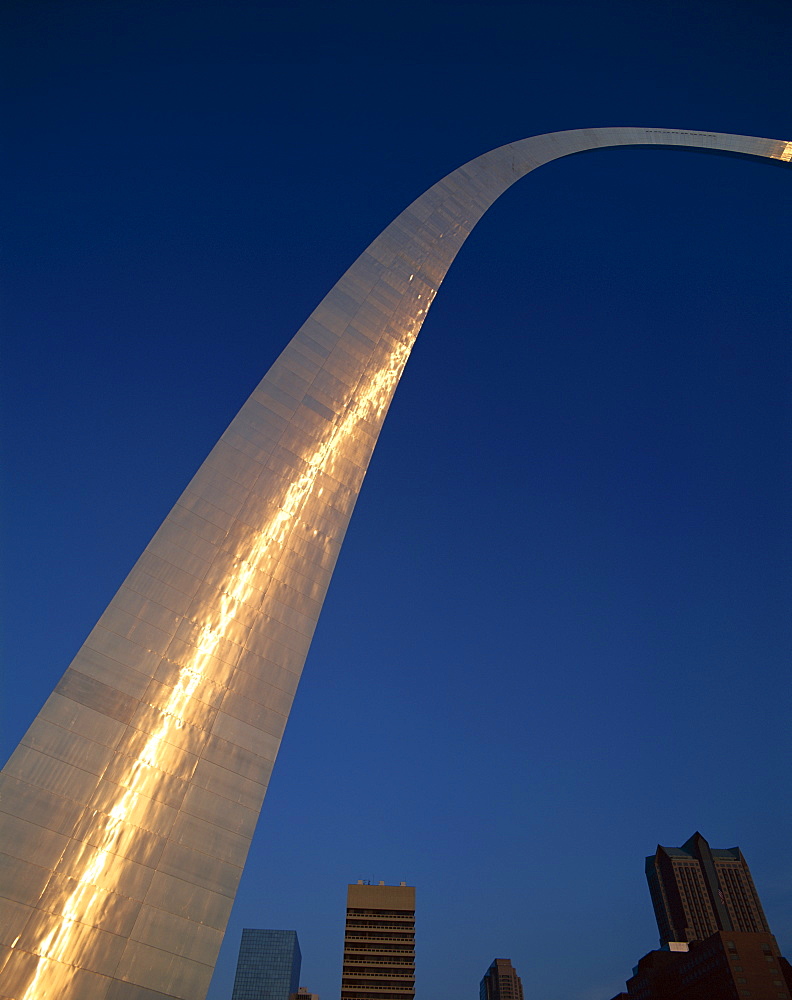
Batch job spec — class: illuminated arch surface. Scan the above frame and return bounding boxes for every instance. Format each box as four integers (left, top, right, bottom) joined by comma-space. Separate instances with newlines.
0, 128, 789, 1000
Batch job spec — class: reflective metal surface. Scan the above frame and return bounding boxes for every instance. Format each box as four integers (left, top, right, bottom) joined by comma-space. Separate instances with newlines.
0, 128, 788, 999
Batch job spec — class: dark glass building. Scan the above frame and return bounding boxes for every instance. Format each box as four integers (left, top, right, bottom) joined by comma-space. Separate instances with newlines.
646, 831, 770, 945
231, 929, 302, 1000
480, 958, 524, 1000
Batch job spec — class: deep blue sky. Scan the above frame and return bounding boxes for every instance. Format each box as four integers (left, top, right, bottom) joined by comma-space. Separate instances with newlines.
2, 3, 790, 999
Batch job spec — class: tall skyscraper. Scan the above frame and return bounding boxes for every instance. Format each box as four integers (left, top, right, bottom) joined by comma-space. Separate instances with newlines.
645, 831, 771, 945
1, 128, 789, 999
341, 882, 415, 1000
480, 959, 525, 1000
611, 833, 790, 1000
231, 929, 301, 1000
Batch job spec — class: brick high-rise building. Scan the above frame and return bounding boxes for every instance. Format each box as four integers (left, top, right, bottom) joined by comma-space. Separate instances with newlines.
480, 959, 525, 1000
609, 930, 792, 1000
646, 831, 771, 945
341, 882, 415, 1000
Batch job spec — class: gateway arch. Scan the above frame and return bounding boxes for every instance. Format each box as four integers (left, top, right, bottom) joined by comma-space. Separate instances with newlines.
0, 127, 789, 1000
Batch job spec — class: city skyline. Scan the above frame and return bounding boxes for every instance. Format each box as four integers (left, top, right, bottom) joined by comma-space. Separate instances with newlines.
3, 3, 790, 1000
1, 126, 785, 1000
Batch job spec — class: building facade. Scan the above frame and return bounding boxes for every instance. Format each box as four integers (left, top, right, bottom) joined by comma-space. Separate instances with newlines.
480, 958, 525, 1000
231, 929, 301, 1000
341, 882, 415, 1000
1, 130, 790, 1000
289, 988, 319, 1000
646, 831, 771, 945
610, 930, 792, 1000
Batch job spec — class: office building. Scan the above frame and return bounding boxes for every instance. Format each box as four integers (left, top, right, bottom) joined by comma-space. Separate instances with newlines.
480, 958, 524, 1000
1, 129, 789, 998
341, 882, 415, 1000
610, 833, 790, 999
231, 929, 301, 1000
646, 831, 771, 945
609, 930, 792, 1000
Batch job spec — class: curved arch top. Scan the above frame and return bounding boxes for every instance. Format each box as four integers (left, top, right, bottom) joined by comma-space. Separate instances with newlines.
0, 128, 788, 1000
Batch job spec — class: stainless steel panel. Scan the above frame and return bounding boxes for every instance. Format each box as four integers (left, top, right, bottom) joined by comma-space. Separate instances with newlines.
21, 719, 115, 777
0, 950, 113, 1000
144, 537, 213, 584
0, 773, 85, 834
140, 678, 220, 729
210, 712, 281, 762
227, 661, 299, 704
173, 491, 237, 531
248, 615, 311, 656
0, 852, 52, 904
152, 521, 223, 564
0, 812, 68, 868
111, 589, 184, 634
157, 840, 243, 897
0, 897, 34, 947
101, 753, 189, 808
105, 978, 175, 1000
33, 873, 142, 940
243, 630, 307, 672
152, 658, 227, 709
166, 505, 229, 547
113, 727, 198, 782
83, 624, 169, 677
54, 669, 139, 724
200, 733, 275, 783
133, 550, 204, 598
190, 758, 268, 812
4, 745, 100, 804
201, 442, 265, 489
91, 781, 179, 838
143, 871, 234, 930
113, 939, 214, 999
179, 782, 258, 836
94, 606, 174, 656
218, 690, 287, 738
279, 348, 321, 382
36, 692, 127, 751
69, 811, 166, 869
68, 643, 153, 698
129, 904, 223, 963
55, 841, 155, 901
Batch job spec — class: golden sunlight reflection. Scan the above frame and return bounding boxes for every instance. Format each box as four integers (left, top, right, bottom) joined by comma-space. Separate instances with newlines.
17, 296, 429, 998
777, 140, 792, 162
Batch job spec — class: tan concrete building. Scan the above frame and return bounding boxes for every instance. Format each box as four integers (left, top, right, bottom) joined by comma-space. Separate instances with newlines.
290, 988, 319, 1000
341, 882, 415, 1000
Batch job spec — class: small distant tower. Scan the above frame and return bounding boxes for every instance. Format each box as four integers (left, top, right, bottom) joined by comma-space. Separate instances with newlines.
645, 831, 771, 945
480, 958, 525, 1000
341, 881, 415, 1000
231, 929, 301, 1000
289, 988, 319, 1000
